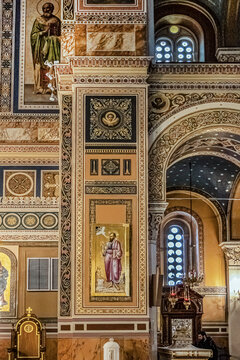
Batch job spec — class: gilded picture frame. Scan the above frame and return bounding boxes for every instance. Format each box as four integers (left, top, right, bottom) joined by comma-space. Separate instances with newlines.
91, 223, 130, 301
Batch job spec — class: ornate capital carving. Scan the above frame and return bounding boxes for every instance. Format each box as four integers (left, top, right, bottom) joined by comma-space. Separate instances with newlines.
148, 202, 168, 242
216, 48, 240, 63
220, 241, 240, 264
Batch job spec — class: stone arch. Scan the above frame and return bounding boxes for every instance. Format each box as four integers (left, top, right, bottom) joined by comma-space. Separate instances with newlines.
149, 108, 240, 202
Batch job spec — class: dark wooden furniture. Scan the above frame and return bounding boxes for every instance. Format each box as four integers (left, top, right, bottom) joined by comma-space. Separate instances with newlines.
8, 307, 46, 360
161, 285, 203, 346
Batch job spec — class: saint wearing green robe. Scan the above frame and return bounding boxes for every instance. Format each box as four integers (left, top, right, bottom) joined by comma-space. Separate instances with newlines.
31, 2, 61, 94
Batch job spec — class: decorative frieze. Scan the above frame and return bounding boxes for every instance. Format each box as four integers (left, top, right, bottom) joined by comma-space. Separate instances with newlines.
70, 56, 152, 68
0, 197, 59, 207
85, 181, 137, 194
74, 75, 148, 84
151, 63, 240, 75
75, 12, 147, 24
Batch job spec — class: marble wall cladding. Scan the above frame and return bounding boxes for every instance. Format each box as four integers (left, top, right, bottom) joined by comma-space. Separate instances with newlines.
58, 337, 150, 360
75, 24, 146, 56
0, 122, 59, 143
62, 32, 75, 59
75, 25, 87, 56
87, 32, 135, 52
58, 338, 73, 360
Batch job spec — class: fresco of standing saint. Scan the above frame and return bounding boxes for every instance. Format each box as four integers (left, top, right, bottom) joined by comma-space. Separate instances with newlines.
102, 232, 122, 290
30, 2, 61, 94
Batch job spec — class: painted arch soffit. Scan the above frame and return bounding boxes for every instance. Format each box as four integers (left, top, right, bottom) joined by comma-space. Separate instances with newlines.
148, 108, 240, 202
148, 101, 240, 145
168, 131, 240, 166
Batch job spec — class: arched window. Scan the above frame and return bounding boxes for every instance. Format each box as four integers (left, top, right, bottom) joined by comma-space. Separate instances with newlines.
155, 38, 173, 63
160, 209, 204, 286
165, 221, 187, 286
155, 25, 198, 63
176, 38, 195, 62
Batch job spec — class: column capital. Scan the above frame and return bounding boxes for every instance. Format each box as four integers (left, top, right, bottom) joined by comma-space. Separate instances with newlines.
220, 241, 240, 264
149, 201, 168, 215
148, 201, 168, 243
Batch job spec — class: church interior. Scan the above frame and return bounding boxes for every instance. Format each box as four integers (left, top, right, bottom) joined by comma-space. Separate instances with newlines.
0, 0, 240, 359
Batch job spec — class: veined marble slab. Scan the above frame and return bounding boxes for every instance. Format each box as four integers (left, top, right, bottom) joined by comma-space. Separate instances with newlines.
87, 32, 136, 52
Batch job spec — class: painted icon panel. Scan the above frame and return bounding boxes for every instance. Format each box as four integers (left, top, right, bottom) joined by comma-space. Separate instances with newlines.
91, 223, 130, 300
16, 0, 61, 110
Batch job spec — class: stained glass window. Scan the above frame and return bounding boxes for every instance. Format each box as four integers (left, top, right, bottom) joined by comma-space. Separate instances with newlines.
155, 38, 173, 63
166, 225, 184, 285
155, 26, 197, 63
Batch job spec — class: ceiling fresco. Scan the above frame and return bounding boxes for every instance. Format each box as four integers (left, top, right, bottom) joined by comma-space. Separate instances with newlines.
166, 155, 240, 214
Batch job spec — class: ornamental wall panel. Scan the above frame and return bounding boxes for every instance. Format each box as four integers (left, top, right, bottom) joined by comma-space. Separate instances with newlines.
73, 86, 148, 316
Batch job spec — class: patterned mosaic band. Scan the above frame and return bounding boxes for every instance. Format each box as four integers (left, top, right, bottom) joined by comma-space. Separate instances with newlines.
0, 212, 58, 230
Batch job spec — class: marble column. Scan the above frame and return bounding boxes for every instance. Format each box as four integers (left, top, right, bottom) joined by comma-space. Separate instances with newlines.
149, 201, 168, 360
220, 241, 240, 360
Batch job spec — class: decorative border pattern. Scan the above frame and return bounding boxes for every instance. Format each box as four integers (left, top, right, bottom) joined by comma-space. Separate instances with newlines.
0, 233, 58, 242
194, 286, 227, 295
0, 197, 59, 207
60, 95, 72, 316
75, 12, 147, 24
77, 0, 144, 11
150, 63, 240, 75
70, 56, 151, 68
0, 0, 13, 112
0, 113, 59, 122
74, 75, 148, 85
63, 0, 74, 20
85, 181, 137, 194
89, 199, 132, 223
0, 212, 58, 230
